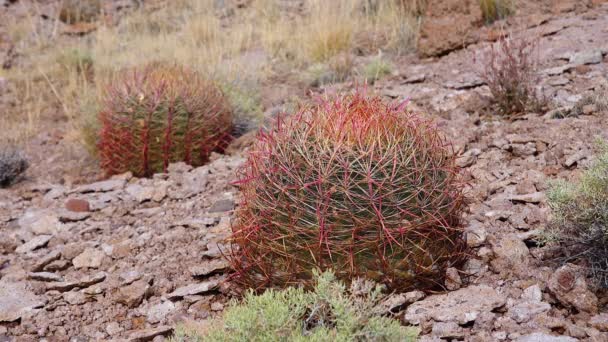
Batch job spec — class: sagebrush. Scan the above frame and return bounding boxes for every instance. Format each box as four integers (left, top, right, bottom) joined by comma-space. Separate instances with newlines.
547, 141, 608, 288
231, 90, 466, 291
171, 271, 418, 342
97, 63, 232, 177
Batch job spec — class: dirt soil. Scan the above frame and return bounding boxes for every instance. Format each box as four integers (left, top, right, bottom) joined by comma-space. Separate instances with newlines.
2, 0, 608, 341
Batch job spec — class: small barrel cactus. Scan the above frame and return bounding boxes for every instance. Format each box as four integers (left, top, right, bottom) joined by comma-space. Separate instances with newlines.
97, 63, 232, 177
230, 90, 466, 291
0, 148, 28, 187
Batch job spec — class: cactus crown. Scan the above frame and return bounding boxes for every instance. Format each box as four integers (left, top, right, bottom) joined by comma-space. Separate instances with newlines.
97, 63, 232, 177
231, 90, 466, 291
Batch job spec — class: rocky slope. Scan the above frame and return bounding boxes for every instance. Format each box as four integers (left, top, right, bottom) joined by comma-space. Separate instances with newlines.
2, 2, 608, 341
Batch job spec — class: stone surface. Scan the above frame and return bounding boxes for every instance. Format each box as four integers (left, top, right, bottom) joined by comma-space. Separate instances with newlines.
75, 179, 126, 193
27, 272, 63, 282
547, 264, 598, 314
65, 198, 90, 212
404, 285, 506, 325
127, 325, 173, 341
15, 235, 52, 254
590, 313, 608, 332
46, 272, 106, 292
514, 333, 578, 342
116, 279, 150, 308
189, 259, 230, 277
0, 281, 45, 322
72, 248, 105, 269
166, 277, 224, 299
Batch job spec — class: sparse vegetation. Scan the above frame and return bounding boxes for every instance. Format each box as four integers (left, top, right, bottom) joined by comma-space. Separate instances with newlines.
479, 0, 514, 24
479, 35, 546, 116
0, 148, 29, 187
170, 271, 418, 342
547, 141, 608, 288
361, 55, 393, 84
97, 63, 232, 177
231, 90, 466, 291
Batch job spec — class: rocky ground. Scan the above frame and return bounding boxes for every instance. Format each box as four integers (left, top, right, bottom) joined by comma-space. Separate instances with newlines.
2, 1, 608, 341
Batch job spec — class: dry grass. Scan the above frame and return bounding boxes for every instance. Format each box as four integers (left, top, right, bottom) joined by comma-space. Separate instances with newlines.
4, 0, 421, 149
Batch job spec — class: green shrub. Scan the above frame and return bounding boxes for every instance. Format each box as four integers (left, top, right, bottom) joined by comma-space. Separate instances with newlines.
361, 56, 393, 84
171, 271, 418, 342
547, 141, 608, 287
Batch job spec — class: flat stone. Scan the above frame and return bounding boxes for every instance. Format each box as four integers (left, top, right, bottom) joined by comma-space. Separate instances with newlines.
465, 220, 487, 247
18, 211, 63, 235
127, 325, 173, 341
63, 291, 87, 305
73, 248, 105, 269
65, 198, 90, 212
126, 184, 155, 203
508, 192, 545, 204
544, 64, 576, 76
569, 50, 603, 65
115, 279, 150, 308
445, 267, 462, 290
28, 272, 63, 282
432, 321, 465, 339
146, 301, 176, 324
31, 250, 61, 272
189, 259, 230, 277
375, 290, 425, 314
491, 235, 529, 272
0, 281, 46, 322
119, 270, 143, 286
208, 199, 235, 213
166, 277, 224, 299
46, 272, 106, 292
75, 179, 126, 193
507, 301, 551, 323
16, 235, 52, 254
58, 210, 90, 222
515, 333, 578, 342
404, 285, 506, 325
522, 284, 542, 302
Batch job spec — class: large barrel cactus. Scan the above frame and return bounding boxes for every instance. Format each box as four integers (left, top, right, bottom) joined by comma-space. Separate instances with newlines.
230, 90, 466, 291
98, 63, 232, 177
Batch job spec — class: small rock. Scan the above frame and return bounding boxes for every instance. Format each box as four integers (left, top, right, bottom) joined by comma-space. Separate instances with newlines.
63, 290, 87, 305
44, 259, 71, 272
16, 235, 52, 254
569, 50, 603, 65
106, 322, 122, 336
508, 192, 545, 204
590, 313, 608, 332
75, 179, 126, 193
46, 272, 106, 292
445, 267, 462, 290
65, 198, 90, 212
31, 250, 62, 272
507, 301, 551, 323
522, 284, 542, 302
211, 302, 224, 311
465, 220, 487, 247
375, 290, 425, 314
564, 150, 586, 167
146, 301, 175, 324
126, 184, 155, 203
547, 264, 598, 314
514, 333, 577, 342
73, 248, 105, 269
28, 272, 63, 282
491, 235, 529, 272
431, 321, 464, 339
127, 325, 173, 342
189, 259, 230, 277
208, 199, 235, 213
166, 277, 224, 299
116, 279, 150, 308
119, 270, 143, 286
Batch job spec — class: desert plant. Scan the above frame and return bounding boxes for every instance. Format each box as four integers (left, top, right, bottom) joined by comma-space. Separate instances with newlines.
230, 90, 466, 291
97, 63, 232, 177
0, 148, 29, 187
547, 141, 608, 288
59, 0, 101, 24
361, 55, 393, 84
479, 0, 514, 24
478, 35, 545, 116
171, 271, 418, 342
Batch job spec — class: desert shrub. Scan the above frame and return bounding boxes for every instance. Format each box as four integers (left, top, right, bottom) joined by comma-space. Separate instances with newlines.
479, 35, 545, 116
171, 271, 418, 342
361, 56, 393, 84
0, 148, 29, 187
479, 0, 514, 24
230, 90, 466, 291
547, 142, 608, 288
59, 0, 101, 24
97, 63, 232, 177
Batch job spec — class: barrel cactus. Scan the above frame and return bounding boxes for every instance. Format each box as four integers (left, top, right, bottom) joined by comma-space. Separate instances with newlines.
230, 90, 466, 291
97, 63, 232, 177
